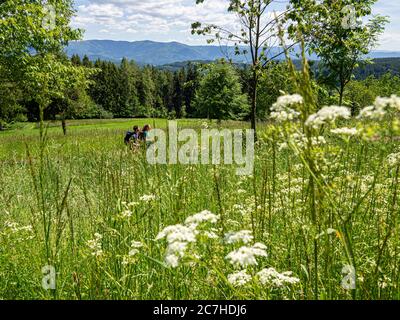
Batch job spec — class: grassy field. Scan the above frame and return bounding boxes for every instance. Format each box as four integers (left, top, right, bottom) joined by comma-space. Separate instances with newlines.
0, 116, 399, 300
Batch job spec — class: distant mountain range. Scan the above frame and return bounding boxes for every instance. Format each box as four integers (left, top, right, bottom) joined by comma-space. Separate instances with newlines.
65, 40, 400, 66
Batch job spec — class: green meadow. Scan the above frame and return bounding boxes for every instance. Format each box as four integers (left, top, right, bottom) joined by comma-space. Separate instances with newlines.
0, 117, 399, 300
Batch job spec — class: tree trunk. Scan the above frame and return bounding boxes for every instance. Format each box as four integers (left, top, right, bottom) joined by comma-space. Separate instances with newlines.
250, 72, 258, 142
339, 84, 345, 106
61, 118, 67, 136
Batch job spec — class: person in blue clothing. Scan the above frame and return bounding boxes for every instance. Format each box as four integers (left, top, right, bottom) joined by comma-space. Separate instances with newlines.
124, 125, 140, 146
140, 124, 152, 147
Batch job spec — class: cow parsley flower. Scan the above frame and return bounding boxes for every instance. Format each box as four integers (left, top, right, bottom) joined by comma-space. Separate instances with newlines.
165, 254, 180, 268
273, 94, 304, 108
2, 221, 35, 241
4, 221, 33, 234
139, 194, 156, 202
128, 249, 140, 256
390, 95, 400, 111
375, 95, 400, 111
121, 209, 133, 218
131, 241, 143, 249
358, 96, 400, 120
270, 109, 301, 122
122, 241, 143, 266
228, 270, 252, 287
331, 127, 359, 136
251, 242, 268, 255
226, 243, 268, 268
167, 241, 189, 257
358, 105, 386, 120
156, 224, 198, 268
257, 268, 300, 287
155, 224, 198, 243
203, 231, 219, 239
305, 106, 351, 129
270, 94, 303, 122
87, 233, 103, 257
387, 152, 400, 167
225, 230, 254, 244
289, 133, 326, 149
184, 210, 220, 226
163, 241, 193, 267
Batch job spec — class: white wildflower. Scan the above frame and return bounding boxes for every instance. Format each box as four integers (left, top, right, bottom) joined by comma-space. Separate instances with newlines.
155, 224, 198, 243
273, 94, 304, 108
387, 152, 400, 167
225, 230, 254, 245
165, 254, 180, 268
257, 267, 300, 287
87, 233, 103, 257
227, 270, 252, 287
375, 95, 400, 111
122, 246, 141, 265
121, 209, 133, 218
128, 249, 139, 256
226, 243, 268, 268
4, 221, 33, 234
139, 194, 156, 202
390, 94, 400, 111
184, 210, 219, 226
131, 241, 143, 248
128, 201, 139, 207
358, 105, 386, 120
2, 221, 35, 241
270, 109, 301, 122
232, 204, 247, 216
156, 223, 198, 268
289, 133, 326, 149
331, 127, 359, 136
312, 136, 326, 146
305, 106, 351, 129
167, 241, 189, 258
270, 94, 303, 122
203, 231, 219, 239
278, 142, 288, 151
358, 95, 400, 120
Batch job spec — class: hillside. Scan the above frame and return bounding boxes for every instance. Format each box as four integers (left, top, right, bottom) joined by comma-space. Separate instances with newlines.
65, 40, 250, 65
66, 40, 400, 66
158, 58, 400, 79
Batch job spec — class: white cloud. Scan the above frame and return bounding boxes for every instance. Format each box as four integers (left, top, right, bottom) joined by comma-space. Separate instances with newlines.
72, 0, 400, 50
72, 0, 246, 42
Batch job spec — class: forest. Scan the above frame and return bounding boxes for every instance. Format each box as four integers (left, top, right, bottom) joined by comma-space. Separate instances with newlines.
2, 54, 400, 129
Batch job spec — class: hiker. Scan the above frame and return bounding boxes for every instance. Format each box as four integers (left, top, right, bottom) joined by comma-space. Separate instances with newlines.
140, 124, 153, 147
124, 125, 140, 146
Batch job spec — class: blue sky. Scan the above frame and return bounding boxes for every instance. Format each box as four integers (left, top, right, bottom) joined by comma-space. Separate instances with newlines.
71, 0, 400, 51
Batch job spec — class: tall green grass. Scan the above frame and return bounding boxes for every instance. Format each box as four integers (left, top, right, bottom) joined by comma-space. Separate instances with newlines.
0, 115, 399, 300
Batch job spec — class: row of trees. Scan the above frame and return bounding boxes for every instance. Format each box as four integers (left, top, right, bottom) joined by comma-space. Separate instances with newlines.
83, 57, 200, 120
1, 52, 257, 126
4, 50, 399, 128
1, 54, 253, 125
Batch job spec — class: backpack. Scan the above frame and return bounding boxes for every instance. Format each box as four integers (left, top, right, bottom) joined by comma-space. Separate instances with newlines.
124, 131, 135, 144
